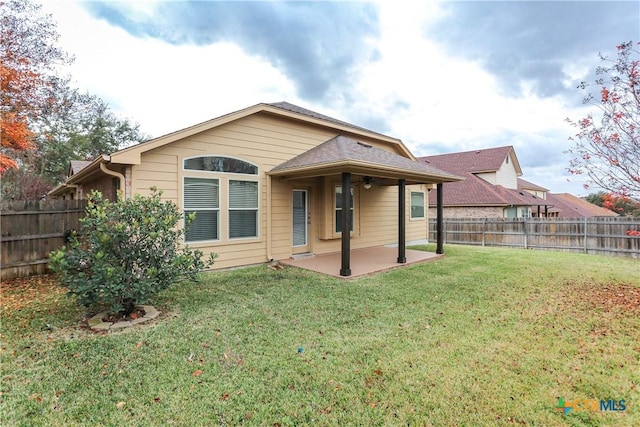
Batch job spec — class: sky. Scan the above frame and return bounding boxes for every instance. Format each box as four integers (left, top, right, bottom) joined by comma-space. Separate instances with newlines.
40, 0, 640, 195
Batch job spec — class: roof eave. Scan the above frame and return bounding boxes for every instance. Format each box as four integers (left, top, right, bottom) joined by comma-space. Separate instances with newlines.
109, 103, 412, 164
269, 159, 463, 183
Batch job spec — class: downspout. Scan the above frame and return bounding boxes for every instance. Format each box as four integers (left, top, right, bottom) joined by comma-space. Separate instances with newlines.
99, 161, 126, 199
266, 174, 273, 262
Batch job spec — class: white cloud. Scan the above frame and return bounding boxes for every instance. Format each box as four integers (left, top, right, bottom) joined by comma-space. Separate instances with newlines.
41, 0, 600, 195
42, 0, 297, 137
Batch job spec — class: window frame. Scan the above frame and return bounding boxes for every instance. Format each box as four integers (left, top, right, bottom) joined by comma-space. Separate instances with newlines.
410, 191, 426, 220
182, 155, 260, 244
334, 184, 355, 234
183, 176, 221, 243
227, 179, 260, 240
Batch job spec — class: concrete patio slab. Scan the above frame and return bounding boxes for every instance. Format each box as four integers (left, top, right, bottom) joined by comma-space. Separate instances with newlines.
279, 246, 442, 278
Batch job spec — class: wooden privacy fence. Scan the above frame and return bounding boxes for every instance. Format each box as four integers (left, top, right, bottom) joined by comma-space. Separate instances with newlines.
1, 200, 87, 280
428, 217, 640, 258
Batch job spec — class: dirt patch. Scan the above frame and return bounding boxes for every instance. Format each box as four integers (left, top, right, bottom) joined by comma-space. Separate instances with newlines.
564, 280, 640, 314
0, 275, 65, 313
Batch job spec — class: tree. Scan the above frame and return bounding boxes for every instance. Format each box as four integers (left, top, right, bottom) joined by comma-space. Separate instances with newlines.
34, 90, 148, 183
49, 189, 216, 316
567, 41, 640, 198
585, 191, 640, 217
0, 0, 148, 198
0, 0, 70, 174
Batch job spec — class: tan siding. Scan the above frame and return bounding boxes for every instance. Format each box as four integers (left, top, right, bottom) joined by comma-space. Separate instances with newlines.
127, 112, 427, 269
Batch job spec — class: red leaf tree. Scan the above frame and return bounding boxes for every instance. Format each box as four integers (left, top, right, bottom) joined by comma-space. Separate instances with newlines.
0, 0, 70, 174
567, 41, 640, 198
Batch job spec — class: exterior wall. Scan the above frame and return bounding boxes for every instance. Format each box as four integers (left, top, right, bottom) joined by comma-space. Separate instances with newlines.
130, 112, 419, 270
83, 175, 119, 201
494, 155, 518, 189
475, 172, 496, 185
299, 179, 428, 256
522, 188, 546, 199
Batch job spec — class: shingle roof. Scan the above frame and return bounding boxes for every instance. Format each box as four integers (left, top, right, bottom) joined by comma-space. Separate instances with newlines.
518, 178, 549, 192
270, 135, 460, 182
420, 146, 517, 175
546, 193, 619, 218
426, 173, 544, 206
268, 102, 371, 133
70, 160, 92, 175
418, 146, 552, 207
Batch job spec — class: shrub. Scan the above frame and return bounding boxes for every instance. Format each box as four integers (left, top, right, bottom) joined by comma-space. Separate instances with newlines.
49, 188, 215, 315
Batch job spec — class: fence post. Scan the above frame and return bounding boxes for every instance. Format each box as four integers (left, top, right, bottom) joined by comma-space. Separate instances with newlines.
584, 217, 588, 254
523, 218, 528, 249
482, 218, 486, 247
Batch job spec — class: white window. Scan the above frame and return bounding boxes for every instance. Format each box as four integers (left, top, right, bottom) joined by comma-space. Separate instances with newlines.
184, 177, 219, 242
335, 185, 354, 233
229, 180, 258, 239
183, 155, 259, 242
410, 191, 425, 219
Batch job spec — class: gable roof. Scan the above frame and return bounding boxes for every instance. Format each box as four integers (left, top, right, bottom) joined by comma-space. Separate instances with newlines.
419, 146, 543, 207
518, 178, 549, 192
110, 102, 414, 165
269, 135, 461, 184
426, 173, 545, 207
546, 193, 619, 218
420, 146, 522, 176
70, 160, 92, 175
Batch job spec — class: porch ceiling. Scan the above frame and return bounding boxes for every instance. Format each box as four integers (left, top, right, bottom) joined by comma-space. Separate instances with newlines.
268, 135, 462, 185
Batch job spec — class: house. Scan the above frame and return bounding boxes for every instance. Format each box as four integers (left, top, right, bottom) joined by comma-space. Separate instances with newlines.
419, 146, 551, 218
543, 193, 618, 218
50, 102, 461, 276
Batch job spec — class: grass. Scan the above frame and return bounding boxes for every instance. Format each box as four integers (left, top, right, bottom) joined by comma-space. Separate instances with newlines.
1, 244, 639, 426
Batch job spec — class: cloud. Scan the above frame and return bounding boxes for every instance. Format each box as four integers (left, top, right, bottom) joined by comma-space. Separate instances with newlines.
83, 1, 381, 101
426, 1, 640, 99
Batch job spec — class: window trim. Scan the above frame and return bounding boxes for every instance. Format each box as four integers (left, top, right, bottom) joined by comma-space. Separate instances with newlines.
183, 155, 258, 175
334, 184, 355, 235
227, 179, 260, 240
410, 191, 426, 220
182, 155, 261, 245
183, 176, 221, 243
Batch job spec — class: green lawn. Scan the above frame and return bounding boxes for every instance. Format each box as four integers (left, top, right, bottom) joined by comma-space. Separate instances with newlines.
1, 245, 639, 426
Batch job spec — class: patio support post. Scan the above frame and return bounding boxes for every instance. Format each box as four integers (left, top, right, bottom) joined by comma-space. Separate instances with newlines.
436, 183, 444, 254
397, 179, 406, 263
340, 172, 351, 276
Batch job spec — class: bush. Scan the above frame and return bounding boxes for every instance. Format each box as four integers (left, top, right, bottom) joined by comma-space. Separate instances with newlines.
49, 188, 215, 315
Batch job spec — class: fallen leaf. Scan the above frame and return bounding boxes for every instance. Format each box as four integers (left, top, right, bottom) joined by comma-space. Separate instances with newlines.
116, 401, 126, 409
221, 393, 230, 400
136, 341, 143, 348
154, 397, 161, 403
28, 393, 42, 403
192, 370, 203, 376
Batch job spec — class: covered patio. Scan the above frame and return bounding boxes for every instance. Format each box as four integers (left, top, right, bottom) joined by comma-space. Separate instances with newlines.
269, 135, 462, 277
279, 246, 443, 278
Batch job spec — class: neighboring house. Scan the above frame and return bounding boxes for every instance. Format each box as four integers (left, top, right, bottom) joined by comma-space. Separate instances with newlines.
419, 146, 550, 218
50, 102, 460, 276
543, 193, 618, 218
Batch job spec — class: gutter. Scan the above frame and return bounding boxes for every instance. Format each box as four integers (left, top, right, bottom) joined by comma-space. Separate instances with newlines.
99, 161, 126, 198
